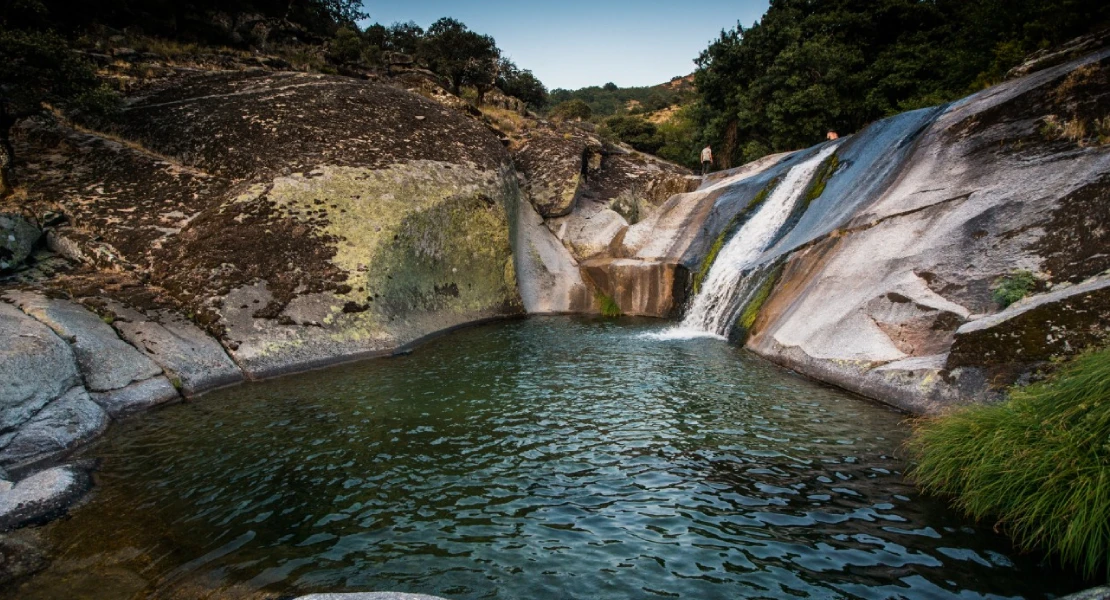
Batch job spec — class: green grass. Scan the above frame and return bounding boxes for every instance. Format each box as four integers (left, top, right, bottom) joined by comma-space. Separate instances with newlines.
992, 270, 1037, 308
595, 290, 622, 317
908, 347, 1110, 578
692, 177, 780, 294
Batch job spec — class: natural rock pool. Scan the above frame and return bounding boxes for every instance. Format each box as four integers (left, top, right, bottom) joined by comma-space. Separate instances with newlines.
5, 318, 1084, 599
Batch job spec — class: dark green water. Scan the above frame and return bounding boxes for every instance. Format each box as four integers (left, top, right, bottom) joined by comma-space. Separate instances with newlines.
6, 318, 1085, 599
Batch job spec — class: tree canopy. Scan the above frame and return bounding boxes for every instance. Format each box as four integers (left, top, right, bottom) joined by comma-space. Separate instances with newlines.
694, 0, 1110, 168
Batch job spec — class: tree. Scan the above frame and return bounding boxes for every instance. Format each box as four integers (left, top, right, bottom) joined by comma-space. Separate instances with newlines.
602, 115, 664, 154
0, 1, 118, 197
419, 18, 499, 96
497, 59, 548, 109
383, 21, 424, 55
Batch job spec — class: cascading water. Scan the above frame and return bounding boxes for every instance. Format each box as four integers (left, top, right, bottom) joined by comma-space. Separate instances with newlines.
658, 144, 839, 340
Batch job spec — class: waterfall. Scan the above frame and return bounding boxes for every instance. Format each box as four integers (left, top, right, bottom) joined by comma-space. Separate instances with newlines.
655, 144, 838, 340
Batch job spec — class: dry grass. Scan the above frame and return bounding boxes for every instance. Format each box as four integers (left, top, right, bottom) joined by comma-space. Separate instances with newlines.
480, 106, 528, 136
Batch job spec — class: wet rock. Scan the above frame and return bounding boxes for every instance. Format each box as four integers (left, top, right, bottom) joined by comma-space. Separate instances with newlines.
0, 387, 108, 467
0, 213, 41, 273
108, 303, 243, 396
0, 302, 81, 435
0, 464, 92, 531
581, 258, 685, 318
1059, 587, 1110, 600
0, 531, 49, 585
89, 376, 180, 418
4, 292, 163, 393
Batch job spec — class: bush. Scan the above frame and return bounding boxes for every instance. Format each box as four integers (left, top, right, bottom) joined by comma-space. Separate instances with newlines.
601, 115, 664, 154
992, 270, 1037, 308
908, 347, 1110, 577
549, 99, 591, 121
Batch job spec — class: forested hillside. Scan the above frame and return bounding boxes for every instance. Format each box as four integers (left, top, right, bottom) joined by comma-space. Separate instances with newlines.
694, 0, 1110, 167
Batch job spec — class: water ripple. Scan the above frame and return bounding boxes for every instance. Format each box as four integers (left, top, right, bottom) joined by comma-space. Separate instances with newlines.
5, 317, 1086, 600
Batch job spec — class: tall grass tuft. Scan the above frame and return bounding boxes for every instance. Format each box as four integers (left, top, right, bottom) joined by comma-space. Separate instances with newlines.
908, 347, 1110, 578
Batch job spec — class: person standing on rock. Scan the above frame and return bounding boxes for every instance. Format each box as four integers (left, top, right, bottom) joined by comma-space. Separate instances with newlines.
701, 145, 713, 176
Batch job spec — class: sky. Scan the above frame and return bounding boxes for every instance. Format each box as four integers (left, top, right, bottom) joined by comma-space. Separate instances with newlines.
360, 1, 770, 90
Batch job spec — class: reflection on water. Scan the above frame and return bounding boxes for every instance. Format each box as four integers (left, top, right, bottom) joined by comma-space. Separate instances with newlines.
4, 318, 1084, 599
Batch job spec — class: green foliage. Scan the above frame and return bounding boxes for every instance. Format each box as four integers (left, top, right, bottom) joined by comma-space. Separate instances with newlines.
908, 347, 1110, 578
654, 104, 701, 168
419, 18, 499, 96
327, 26, 369, 65
497, 59, 547, 109
595, 290, 622, 318
695, 0, 1110, 167
802, 153, 839, 209
693, 177, 779, 293
601, 115, 664, 154
549, 98, 592, 121
548, 81, 693, 119
992, 270, 1037, 308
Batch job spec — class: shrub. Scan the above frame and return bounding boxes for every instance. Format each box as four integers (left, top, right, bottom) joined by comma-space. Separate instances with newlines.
908, 347, 1110, 577
601, 115, 664, 154
991, 270, 1037, 308
549, 99, 591, 121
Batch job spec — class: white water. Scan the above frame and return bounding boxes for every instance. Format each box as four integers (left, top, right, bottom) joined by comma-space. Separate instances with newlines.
651, 144, 839, 340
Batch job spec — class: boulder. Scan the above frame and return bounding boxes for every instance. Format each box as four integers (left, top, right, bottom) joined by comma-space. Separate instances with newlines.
948, 277, 1110, 376
90, 376, 180, 418
0, 213, 40, 273
512, 198, 594, 314
513, 129, 591, 217
0, 387, 108, 467
4, 292, 163, 392
0, 302, 81, 436
107, 303, 243, 396
15, 70, 523, 378
580, 258, 685, 318
0, 464, 92, 531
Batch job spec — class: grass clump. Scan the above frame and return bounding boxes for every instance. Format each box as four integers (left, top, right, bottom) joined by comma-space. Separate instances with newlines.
594, 290, 622, 317
908, 347, 1110, 578
991, 269, 1037, 308
692, 177, 780, 294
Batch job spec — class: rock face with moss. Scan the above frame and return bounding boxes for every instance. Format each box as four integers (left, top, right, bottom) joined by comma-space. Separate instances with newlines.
10, 70, 523, 380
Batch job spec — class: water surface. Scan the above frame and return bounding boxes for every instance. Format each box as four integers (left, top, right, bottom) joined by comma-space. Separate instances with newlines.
5, 318, 1084, 599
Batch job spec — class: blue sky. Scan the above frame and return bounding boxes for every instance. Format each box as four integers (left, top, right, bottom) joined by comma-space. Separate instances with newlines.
360, 1, 769, 90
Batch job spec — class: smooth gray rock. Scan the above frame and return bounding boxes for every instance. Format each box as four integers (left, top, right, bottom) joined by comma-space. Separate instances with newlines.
0, 213, 40, 272
0, 302, 81, 434
107, 302, 243, 396
1060, 587, 1110, 600
90, 376, 180, 418
5, 292, 163, 392
0, 464, 92, 531
0, 387, 109, 467
299, 590, 450, 594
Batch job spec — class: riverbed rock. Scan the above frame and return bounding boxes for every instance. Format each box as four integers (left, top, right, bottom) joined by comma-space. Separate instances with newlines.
0, 302, 81, 441
512, 198, 594, 314
0, 464, 92, 531
0, 213, 40, 273
0, 531, 49, 585
0, 387, 108, 466
106, 302, 242, 396
90, 376, 180, 418
1059, 587, 1110, 600
4, 292, 163, 393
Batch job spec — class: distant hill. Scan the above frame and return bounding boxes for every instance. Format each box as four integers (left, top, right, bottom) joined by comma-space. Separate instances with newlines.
547, 75, 696, 119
